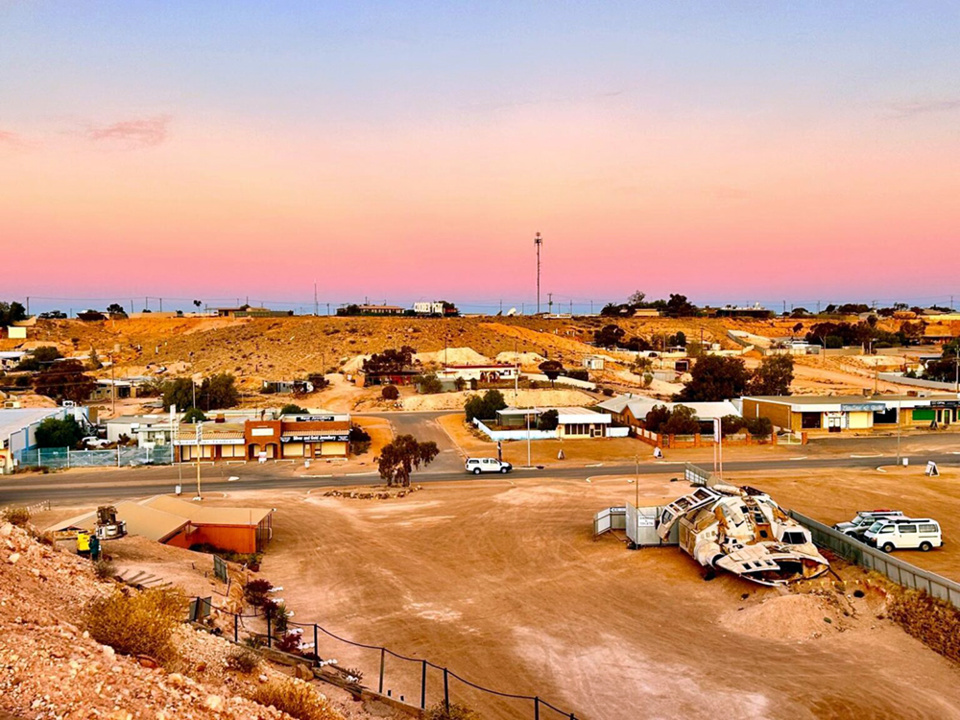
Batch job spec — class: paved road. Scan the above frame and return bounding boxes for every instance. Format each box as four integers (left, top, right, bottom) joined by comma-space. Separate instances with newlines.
3, 452, 959, 506
373, 411, 465, 473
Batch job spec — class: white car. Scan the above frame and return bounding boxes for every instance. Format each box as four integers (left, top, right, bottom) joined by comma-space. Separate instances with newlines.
864, 518, 942, 552
81, 437, 110, 448
834, 510, 904, 539
465, 458, 513, 475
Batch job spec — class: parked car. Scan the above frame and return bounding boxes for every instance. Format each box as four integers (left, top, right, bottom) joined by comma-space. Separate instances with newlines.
465, 457, 513, 475
81, 437, 110, 448
834, 510, 904, 539
864, 518, 943, 552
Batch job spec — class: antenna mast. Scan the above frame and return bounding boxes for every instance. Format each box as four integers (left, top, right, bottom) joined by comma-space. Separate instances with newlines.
534, 232, 543, 314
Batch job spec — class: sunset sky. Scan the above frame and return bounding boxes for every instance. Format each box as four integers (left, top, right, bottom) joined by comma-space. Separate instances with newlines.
2, 2, 959, 313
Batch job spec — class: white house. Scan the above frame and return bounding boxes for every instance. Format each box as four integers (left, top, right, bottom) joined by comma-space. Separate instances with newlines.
437, 364, 519, 383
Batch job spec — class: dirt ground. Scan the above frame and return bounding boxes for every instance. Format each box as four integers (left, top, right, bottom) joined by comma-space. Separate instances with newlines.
728, 466, 960, 581
231, 477, 960, 720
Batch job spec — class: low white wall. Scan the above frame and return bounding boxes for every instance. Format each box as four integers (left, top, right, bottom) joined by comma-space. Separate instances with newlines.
473, 418, 558, 441
523, 373, 597, 390
606, 426, 630, 438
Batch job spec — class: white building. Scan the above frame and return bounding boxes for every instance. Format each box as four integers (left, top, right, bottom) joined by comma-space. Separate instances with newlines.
437, 364, 519, 383
105, 414, 179, 447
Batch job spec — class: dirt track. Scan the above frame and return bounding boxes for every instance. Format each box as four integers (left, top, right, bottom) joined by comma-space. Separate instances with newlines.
247, 477, 960, 720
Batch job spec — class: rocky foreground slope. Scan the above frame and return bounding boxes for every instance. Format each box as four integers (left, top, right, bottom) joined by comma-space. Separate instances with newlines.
0, 521, 392, 720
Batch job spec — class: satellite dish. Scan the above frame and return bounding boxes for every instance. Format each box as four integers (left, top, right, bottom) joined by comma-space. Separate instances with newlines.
507, 307, 517, 316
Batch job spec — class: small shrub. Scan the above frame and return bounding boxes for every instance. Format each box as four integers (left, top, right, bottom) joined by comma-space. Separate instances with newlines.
3, 506, 31, 527
275, 632, 301, 654
272, 602, 290, 635
83, 587, 186, 663
226, 646, 260, 673
340, 666, 364, 683
248, 678, 341, 720
243, 635, 266, 650
94, 559, 116, 580
601, 387, 614, 397
244, 578, 273, 606
425, 702, 481, 720
381, 385, 399, 401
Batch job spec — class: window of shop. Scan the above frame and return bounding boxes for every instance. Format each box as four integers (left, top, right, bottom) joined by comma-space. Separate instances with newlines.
873, 407, 898, 424
801, 412, 822, 429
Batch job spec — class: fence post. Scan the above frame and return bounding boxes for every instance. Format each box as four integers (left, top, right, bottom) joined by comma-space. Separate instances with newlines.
534, 696, 540, 720
313, 625, 319, 667
117, 446, 121, 468
37, 447, 42, 469
266, 605, 273, 648
67, 446, 70, 468
443, 668, 449, 712
234, 613, 238, 643
420, 660, 427, 709
378, 647, 385, 694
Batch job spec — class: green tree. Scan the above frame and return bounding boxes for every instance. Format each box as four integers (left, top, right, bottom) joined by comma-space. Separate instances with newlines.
381, 385, 400, 401
537, 409, 559, 431
661, 405, 700, 435
0, 301, 27, 326
182, 408, 207, 423
162, 378, 196, 411
463, 389, 507, 421
106, 303, 127, 317
538, 360, 563, 386
674, 356, 751, 402
363, 346, 416, 375
643, 405, 672, 433
16, 346, 63, 371
376, 434, 439, 487
594, 324, 625, 348
418, 373, 443, 394
720, 414, 745, 437
748, 355, 795, 396
198, 373, 240, 410
34, 360, 96, 403
34, 416, 85, 448
279, 403, 307, 415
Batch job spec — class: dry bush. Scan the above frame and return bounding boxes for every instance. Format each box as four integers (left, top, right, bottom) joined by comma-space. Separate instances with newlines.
93, 559, 116, 580
888, 588, 960, 663
83, 587, 186, 663
425, 702, 482, 720
226, 646, 260, 673
248, 677, 342, 720
2, 506, 31, 527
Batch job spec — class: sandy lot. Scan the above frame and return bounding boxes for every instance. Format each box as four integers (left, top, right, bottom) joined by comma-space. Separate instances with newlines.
237, 476, 960, 720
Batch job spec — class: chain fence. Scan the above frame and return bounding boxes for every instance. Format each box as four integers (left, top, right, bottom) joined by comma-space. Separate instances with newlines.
15, 445, 173, 469
198, 598, 581, 720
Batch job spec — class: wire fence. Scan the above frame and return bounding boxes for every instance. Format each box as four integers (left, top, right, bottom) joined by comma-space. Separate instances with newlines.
198, 598, 582, 719
15, 445, 173, 470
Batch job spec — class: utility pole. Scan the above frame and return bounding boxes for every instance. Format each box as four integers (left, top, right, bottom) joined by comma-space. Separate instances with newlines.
590, 300, 593, 315
110, 354, 116, 416
195, 422, 203, 500
326, 303, 330, 316
548, 292, 553, 315
569, 300, 573, 316
499, 299, 503, 315
159, 297, 163, 312
25, 296, 29, 316
534, 232, 542, 315
314, 282, 319, 316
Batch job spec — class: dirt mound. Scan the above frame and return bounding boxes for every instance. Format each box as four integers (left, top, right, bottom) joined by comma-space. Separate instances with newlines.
401, 388, 595, 411
720, 592, 846, 641
415, 347, 490, 366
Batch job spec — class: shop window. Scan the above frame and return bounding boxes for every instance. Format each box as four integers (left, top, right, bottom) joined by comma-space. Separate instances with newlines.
800, 413, 822, 429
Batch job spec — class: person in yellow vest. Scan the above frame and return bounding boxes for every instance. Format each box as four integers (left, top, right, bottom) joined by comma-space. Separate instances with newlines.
76, 531, 91, 557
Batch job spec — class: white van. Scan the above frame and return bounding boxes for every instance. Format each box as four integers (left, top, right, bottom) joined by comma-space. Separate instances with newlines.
864, 518, 943, 552
465, 457, 513, 475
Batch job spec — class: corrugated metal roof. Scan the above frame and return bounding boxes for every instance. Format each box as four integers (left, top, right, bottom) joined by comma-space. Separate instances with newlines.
46, 501, 189, 542
0, 408, 62, 440
141, 495, 272, 527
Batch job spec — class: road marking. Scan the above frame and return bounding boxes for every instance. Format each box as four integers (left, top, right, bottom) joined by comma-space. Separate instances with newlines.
851, 454, 883, 458
789, 456, 808, 460
876, 467, 887, 473
586, 463, 603, 468
346, 472, 377, 477
301, 474, 333, 478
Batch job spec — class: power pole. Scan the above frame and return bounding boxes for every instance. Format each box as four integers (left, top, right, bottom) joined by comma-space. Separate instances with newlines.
499, 299, 503, 315
159, 297, 163, 312
548, 292, 553, 315
534, 232, 543, 314
25, 296, 29, 316
326, 303, 330, 316
314, 282, 319, 316
569, 300, 573, 316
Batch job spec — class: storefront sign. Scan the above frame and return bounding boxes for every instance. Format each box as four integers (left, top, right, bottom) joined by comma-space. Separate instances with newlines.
281, 434, 349, 443
840, 403, 885, 412
250, 427, 275, 437
290, 415, 338, 422
931, 401, 960, 408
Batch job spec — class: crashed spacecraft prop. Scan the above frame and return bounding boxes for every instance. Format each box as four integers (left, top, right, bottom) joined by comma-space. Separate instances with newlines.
657, 484, 829, 586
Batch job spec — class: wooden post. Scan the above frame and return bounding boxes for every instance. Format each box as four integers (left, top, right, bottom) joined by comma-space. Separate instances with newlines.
233, 613, 238, 643
313, 625, 319, 666
443, 668, 449, 712
535, 697, 540, 720
420, 660, 427, 709
266, 606, 272, 648
379, 648, 385, 693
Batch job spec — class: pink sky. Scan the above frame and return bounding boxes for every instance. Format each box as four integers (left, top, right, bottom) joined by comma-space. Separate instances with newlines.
2, 3, 959, 311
